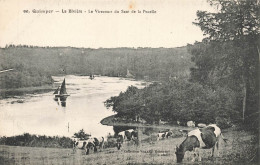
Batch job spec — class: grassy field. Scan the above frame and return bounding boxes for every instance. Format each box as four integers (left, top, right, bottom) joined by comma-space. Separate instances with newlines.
0, 128, 258, 165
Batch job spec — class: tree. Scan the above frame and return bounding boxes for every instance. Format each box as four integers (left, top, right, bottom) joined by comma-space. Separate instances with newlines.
73, 129, 91, 140
191, 0, 259, 124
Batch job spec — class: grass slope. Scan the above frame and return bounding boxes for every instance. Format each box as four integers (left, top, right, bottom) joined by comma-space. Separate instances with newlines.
0, 128, 257, 165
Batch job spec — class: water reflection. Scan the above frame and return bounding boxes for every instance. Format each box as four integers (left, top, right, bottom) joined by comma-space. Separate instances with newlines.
60, 96, 67, 107
53, 97, 58, 102
61, 101, 66, 107
53, 98, 59, 105
53, 96, 68, 107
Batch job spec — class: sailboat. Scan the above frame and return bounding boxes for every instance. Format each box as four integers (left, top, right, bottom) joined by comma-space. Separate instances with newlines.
53, 78, 70, 98
126, 69, 134, 78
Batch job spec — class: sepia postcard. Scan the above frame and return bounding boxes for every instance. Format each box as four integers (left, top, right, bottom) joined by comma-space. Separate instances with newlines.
0, 0, 259, 164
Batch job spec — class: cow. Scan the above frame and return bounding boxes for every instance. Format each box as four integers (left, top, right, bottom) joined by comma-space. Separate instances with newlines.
116, 129, 138, 149
125, 129, 134, 141
131, 130, 138, 139
187, 121, 196, 127
95, 137, 105, 151
116, 138, 122, 150
85, 137, 105, 155
157, 131, 173, 141
117, 129, 135, 141
198, 123, 207, 128
165, 130, 173, 138
157, 132, 166, 141
179, 129, 189, 137
72, 137, 105, 155
72, 138, 89, 152
175, 124, 227, 163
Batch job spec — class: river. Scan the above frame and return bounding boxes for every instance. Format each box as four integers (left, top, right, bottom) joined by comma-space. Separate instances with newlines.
0, 75, 145, 138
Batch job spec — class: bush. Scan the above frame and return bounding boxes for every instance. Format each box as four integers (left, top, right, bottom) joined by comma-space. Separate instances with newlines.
73, 129, 91, 140
215, 117, 232, 129
0, 133, 73, 148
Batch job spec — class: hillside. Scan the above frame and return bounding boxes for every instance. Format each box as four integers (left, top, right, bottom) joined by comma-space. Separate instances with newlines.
0, 46, 193, 90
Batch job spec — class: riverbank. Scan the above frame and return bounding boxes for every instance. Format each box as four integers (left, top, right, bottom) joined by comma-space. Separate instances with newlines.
0, 85, 54, 99
0, 128, 257, 164
100, 115, 193, 132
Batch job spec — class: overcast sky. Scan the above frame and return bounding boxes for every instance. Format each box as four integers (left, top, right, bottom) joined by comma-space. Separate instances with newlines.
0, 0, 213, 48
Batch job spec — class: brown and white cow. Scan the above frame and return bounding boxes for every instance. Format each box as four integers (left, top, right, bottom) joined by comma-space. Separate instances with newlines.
72, 138, 88, 151
116, 129, 137, 150
157, 131, 173, 141
85, 137, 105, 155
157, 132, 166, 141
175, 124, 227, 163
72, 137, 105, 155
166, 131, 173, 138
117, 129, 136, 141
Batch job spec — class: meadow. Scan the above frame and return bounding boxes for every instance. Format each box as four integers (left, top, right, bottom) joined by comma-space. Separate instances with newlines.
0, 127, 257, 165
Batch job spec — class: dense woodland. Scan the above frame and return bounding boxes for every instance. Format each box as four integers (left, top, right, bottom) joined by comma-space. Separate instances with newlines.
105, 0, 259, 130
0, 133, 73, 148
0, 46, 192, 89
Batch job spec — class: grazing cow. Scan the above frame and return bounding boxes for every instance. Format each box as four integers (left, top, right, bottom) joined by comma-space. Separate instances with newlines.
117, 129, 135, 141
85, 138, 96, 154
72, 138, 89, 152
175, 124, 227, 163
157, 131, 173, 141
118, 131, 125, 140
131, 130, 138, 139
85, 137, 105, 155
116, 138, 122, 150
165, 131, 173, 138
116, 129, 137, 149
198, 123, 207, 128
125, 129, 134, 141
72, 137, 105, 155
157, 132, 166, 141
179, 129, 189, 137
95, 137, 105, 151
187, 121, 196, 127
128, 130, 138, 145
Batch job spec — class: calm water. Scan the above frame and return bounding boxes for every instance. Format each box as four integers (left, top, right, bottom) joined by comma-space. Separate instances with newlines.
0, 75, 145, 138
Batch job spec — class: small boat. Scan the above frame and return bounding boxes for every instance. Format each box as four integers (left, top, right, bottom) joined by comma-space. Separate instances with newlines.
89, 74, 95, 80
53, 78, 70, 98
126, 69, 135, 78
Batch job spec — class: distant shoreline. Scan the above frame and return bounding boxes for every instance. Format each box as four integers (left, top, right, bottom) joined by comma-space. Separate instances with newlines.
0, 85, 54, 98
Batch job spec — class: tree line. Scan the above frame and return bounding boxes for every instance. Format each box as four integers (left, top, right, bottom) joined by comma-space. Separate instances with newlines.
0, 133, 73, 148
0, 46, 192, 89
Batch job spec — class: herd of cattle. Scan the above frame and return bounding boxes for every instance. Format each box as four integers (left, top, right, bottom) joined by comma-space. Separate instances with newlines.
72, 128, 177, 154
72, 121, 227, 163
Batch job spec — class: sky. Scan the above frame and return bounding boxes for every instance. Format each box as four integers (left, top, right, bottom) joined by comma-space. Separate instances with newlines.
0, 0, 213, 48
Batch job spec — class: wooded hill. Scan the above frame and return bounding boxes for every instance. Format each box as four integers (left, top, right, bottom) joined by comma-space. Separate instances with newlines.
105, 0, 259, 130
0, 46, 193, 89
